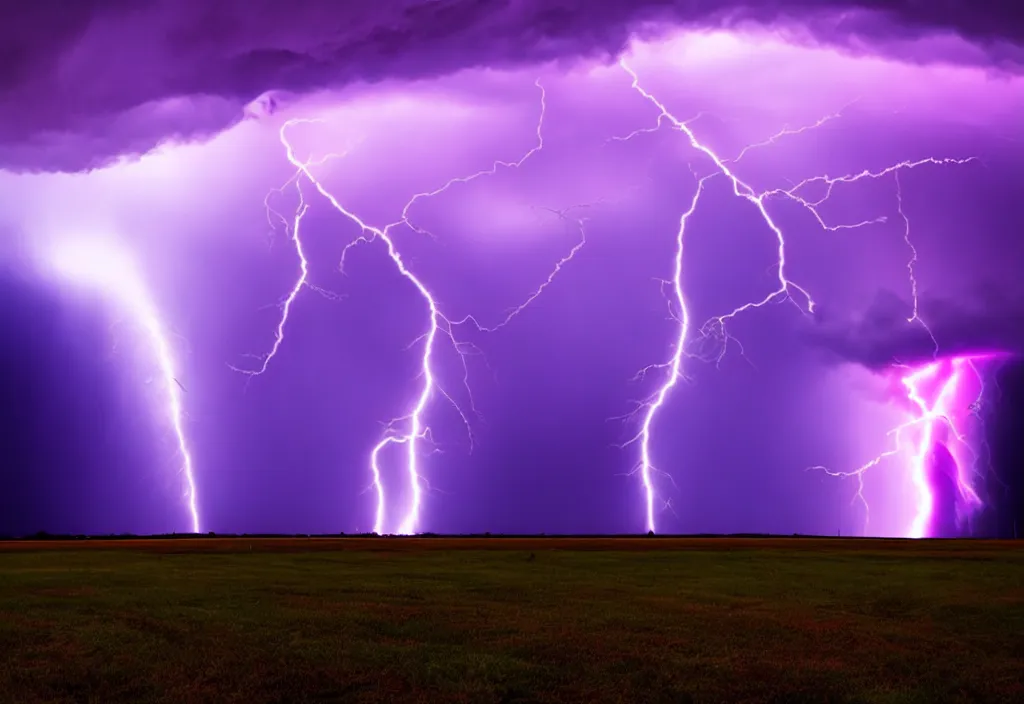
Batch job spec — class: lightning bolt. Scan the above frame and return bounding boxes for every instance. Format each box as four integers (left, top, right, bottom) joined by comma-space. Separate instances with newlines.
810, 354, 991, 537
382, 81, 547, 245
796, 158, 981, 538
255, 80, 586, 534
894, 170, 941, 357
784, 151, 983, 538
451, 202, 593, 333
616, 59, 819, 532
232, 149, 351, 379
280, 127, 469, 536
727, 99, 858, 164
770, 156, 977, 235
614, 59, 979, 533
619, 60, 817, 366
230, 178, 310, 378
45, 238, 201, 533
630, 176, 707, 533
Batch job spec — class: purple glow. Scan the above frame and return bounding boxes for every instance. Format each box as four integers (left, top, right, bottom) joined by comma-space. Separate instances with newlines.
2, 17, 1023, 537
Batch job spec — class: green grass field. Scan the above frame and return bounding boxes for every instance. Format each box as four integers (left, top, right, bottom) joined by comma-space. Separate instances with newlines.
0, 538, 1022, 703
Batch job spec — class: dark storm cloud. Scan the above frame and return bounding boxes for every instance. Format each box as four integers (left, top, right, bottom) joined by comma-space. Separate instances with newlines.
1, 0, 1022, 172
806, 288, 1024, 369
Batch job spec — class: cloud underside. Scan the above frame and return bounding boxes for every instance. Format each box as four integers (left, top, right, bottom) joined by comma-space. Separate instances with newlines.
0, 0, 1022, 172
805, 289, 1024, 369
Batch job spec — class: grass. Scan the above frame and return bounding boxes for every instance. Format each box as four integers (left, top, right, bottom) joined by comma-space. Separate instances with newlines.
0, 538, 1022, 703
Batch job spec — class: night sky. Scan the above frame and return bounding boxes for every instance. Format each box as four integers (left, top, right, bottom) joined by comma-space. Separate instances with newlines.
1, 0, 1023, 537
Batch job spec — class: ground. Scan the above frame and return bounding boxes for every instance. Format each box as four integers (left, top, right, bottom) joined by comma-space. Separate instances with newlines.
0, 537, 1022, 703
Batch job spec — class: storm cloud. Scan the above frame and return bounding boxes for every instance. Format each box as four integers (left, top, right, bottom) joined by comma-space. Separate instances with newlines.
1, 0, 1022, 172
805, 287, 1024, 369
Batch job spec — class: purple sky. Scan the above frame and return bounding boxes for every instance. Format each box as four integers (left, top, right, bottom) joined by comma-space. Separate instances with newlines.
1, 1, 1023, 537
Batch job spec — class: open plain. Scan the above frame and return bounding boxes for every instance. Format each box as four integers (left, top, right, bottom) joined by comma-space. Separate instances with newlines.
1, 537, 1022, 703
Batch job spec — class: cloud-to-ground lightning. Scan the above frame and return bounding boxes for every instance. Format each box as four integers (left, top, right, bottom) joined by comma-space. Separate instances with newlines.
278, 124, 475, 536
246, 80, 594, 534
44, 238, 201, 533
615, 58, 821, 533
795, 160, 982, 538
810, 354, 993, 537
614, 59, 979, 533
628, 176, 707, 533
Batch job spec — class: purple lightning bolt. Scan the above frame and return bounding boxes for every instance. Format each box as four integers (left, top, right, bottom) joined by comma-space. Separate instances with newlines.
44, 238, 201, 533
616, 58, 819, 533
727, 100, 859, 164
232, 149, 351, 379
451, 202, 593, 334
258, 80, 584, 534
230, 179, 310, 378
279, 126, 466, 536
793, 158, 981, 537
629, 176, 707, 533
383, 80, 547, 244
767, 156, 977, 234
619, 59, 816, 363
893, 170, 939, 356
614, 59, 979, 533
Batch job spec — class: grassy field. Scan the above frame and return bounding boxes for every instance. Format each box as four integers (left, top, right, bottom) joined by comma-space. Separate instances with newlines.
0, 538, 1022, 703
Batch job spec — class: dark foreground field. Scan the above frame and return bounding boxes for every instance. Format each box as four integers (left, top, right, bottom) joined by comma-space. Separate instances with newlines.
0, 538, 1022, 703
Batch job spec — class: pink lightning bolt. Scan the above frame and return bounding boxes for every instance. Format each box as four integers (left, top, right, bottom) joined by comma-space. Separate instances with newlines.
45, 238, 201, 533
811, 354, 994, 537
615, 59, 979, 533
